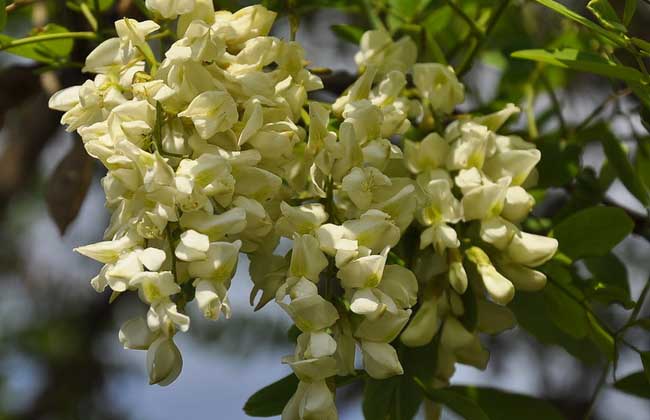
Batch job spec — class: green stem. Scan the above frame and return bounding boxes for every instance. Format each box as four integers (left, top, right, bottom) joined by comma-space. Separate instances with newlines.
629, 278, 650, 324
362, 0, 386, 32
0, 31, 97, 51
79, 2, 98, 32
525, 83, 539, 139
541, 74, 567, 138
5, 0, 37, 14
444, 0, 484, 39
574, 89, 631, 133
456, 0, 510, 77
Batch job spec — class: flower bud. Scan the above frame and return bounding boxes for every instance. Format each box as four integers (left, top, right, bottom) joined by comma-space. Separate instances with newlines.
507, 232, 558, 267
498, 263, 547, 291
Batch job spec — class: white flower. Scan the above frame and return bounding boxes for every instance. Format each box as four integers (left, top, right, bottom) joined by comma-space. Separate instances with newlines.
507, 232, 558, 267
413, 63, 464, 114
360, 341, 403, 379
276, 202, 329, 237
131, 271, 181, 304
194, 279, 231, 320
147, 336, 183, 386
178, 91, 238, 139
342, 166, 391, 210
146, 0, 195, 19
188, 240, 242, 282
466, 247, 514, 305
175, 229, 210, 261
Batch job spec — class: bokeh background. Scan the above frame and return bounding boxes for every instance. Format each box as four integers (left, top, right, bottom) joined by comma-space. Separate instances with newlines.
1, 1, 650, 419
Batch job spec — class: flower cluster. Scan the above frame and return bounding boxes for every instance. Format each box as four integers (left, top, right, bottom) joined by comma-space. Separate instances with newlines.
49, 2, 557, 419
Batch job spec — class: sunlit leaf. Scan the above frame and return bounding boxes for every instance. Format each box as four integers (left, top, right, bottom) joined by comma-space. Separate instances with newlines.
624, 0, 638, 26
533, 0, 626, 46
0, 24, 75, 64
512, 49, 646, 83
587, 0, 626, 33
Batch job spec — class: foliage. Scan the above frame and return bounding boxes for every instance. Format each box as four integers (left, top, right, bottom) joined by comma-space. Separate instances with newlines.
1, 1, 650, 420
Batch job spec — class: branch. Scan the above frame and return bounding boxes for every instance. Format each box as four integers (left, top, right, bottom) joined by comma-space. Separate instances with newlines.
457, 0, 510, 77
0, 32, 97, 52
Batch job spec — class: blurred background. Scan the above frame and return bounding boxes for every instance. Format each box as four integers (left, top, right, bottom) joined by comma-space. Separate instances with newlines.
1, 0, 650, 419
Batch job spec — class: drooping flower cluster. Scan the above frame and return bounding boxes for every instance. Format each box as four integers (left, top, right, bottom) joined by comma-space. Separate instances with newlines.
49, 2, 557, 419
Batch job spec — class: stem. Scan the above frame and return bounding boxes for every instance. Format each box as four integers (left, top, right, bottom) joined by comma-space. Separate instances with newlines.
525, 83, 538, 139
79, 2, 98, 32
456, 0, 510, 77
629, 278, 650, 324
574, 89, 632, 133
0, 31, 97, 51
444, 0, 484, 39
5, 0, 38, 14
583, 362, 610, 420
541, 74, 567, 138
361, 0, 386, 32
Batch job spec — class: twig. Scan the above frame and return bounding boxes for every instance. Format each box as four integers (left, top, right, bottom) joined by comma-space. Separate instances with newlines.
5, 0, 38, 14
574, 88, 632, 133
444, 0, 484, 39
0, 31, 97, 52
456, 0, 510, 77
541, 73, 567, 137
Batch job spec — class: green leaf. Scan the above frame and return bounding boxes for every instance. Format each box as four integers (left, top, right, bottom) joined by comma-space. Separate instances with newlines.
414, 379, 489, 420
614, 372, 650, 399
601, 130, 650, 207
641, 352, 650, 383
544, 280, 589, 339
510, 290, 603, 364
533, 0, 626, 46
583, 253, 633, 309
450, 386, 566, 420
363, 375, 422, 420
0, 0, 7, 32
536, 138, 580, 188
587, 311, 615, 360
388, 0, 425, 21
330, 24, 365, 44
552, 206, 634, 260
624, 0, 638, 26
632, 37, 650, 56
0, 24, 75, 64
587, 0, 627, 32
635, 138, 650, 191
243, 374, 298, 417
511, 49, 647, 83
